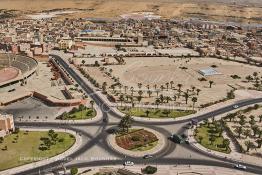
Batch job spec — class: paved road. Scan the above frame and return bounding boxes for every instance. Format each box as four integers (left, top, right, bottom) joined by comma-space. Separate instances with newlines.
13, 54, 262, 175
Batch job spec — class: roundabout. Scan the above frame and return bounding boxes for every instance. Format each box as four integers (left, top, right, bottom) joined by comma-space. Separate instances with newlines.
107, 127, 166, 157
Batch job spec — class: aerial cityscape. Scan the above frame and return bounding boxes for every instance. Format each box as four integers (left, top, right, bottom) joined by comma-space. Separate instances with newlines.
0, 0, 261, 175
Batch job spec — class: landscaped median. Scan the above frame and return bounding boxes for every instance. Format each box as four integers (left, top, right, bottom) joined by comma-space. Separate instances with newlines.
194, 121, 231, 154
115, 129, 159, 151
107, 127, 165, 157
56, 104, 96, 120
0, 129, 75, 171
118, 107, 195, 119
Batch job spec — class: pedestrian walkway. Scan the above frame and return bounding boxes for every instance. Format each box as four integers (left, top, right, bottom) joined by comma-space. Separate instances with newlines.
74, 165, 254, 175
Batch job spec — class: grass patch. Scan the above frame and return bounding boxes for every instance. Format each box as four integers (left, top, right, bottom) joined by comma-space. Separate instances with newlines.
118, 107, 195, 119
57, 108, 96, 120
194, 123, 231, 154
0, 131, 75, 171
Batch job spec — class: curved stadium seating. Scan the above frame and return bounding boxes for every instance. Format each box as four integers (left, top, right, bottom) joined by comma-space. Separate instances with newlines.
0, 54, 37, 74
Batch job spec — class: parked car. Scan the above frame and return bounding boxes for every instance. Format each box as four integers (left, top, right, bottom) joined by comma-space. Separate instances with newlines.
143, 154, 153, 159
234, 164, 247, 170
233, 105, 239, 109
124, 161, 134, 166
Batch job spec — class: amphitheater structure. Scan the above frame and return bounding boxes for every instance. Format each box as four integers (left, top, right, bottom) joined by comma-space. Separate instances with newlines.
0, 53, 38, 90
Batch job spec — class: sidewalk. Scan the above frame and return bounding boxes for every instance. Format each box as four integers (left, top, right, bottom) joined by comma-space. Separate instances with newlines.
67, 165, 254, 175
0, 128, 82, 175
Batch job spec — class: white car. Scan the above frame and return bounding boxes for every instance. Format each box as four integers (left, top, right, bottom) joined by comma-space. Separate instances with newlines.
234, 164, 247, 170
233, 105, 239, 109
124, 161, 134, 166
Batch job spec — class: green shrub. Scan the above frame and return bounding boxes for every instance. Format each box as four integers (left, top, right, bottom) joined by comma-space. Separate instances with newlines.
142, 166, 157, 174
131, 135, 140, 142
70, 167, 78, 175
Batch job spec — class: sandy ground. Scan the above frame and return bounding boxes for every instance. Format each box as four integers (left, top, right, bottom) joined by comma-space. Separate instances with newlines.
84, 56, 261, 107
0, 0, 261, 23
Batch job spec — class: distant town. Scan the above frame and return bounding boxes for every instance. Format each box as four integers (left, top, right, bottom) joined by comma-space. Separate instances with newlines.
0, 7, 262, 175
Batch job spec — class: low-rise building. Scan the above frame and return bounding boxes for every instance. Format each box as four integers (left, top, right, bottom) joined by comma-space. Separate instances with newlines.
0, 113, 15, 137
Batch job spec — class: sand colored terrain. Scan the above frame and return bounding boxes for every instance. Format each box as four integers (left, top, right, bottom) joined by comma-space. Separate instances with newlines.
0, 0, 261, 23
83, 56, 262, 107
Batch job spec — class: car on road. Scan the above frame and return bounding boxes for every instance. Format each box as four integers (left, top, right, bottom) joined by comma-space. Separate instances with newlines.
143, 154, 153, 159
234, 164, 247, 170
123, 161, 134, 166
233, 105, 239, 109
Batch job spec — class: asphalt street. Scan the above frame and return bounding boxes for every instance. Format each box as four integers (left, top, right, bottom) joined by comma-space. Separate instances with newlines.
13, 54, 262, 175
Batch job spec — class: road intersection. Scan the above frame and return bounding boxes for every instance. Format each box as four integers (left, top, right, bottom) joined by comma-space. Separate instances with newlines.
13, 54, 262, 175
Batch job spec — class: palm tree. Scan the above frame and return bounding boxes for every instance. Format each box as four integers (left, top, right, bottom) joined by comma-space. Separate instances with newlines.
256, 139, 262, 148
154, 84, 157, 90
119, 114, 133, 133
159, 94, 164, 103
119, 95, 124, 107
90, 100, 94, 109
243, 129, 251, 138
170, 81, 174, 89
155, 98, 160, 108
81, 60, 86, 66
192, 97, 198, 110
196, 89, 201, 95
166, 96, 172, 103
124, 86, 128, 94
147, 90, 152, 97
137, 83, 142, 90
138, 90, 143, 98
177, 84, 182, 98
235, 126, 243, 138
130, 86, 134, 96
165, 82, 169, 91
146, 84, 150, 90
244, 140, 254, 152
251, 125, 259, 137
259, 115, 262, 122
173, 95, 177, 101
226, 113, 235, 122
184, 92, 189, 104
191, 86, 196, 92
160, 85, 164, 91
198, 136, 203, 144
223, 138, 230, 151
209, 80, 214, 88
145, 110, 150, 117
102, 82, 107, 92
119, 84, 122, 93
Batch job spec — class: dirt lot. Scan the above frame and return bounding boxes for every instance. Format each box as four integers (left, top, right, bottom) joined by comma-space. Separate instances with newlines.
0, 0, 261, 23
85, 56, 261, 107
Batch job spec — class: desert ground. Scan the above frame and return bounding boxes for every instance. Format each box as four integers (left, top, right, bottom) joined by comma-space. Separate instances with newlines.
0, 0, 261, 23
82, 56, 262, 108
